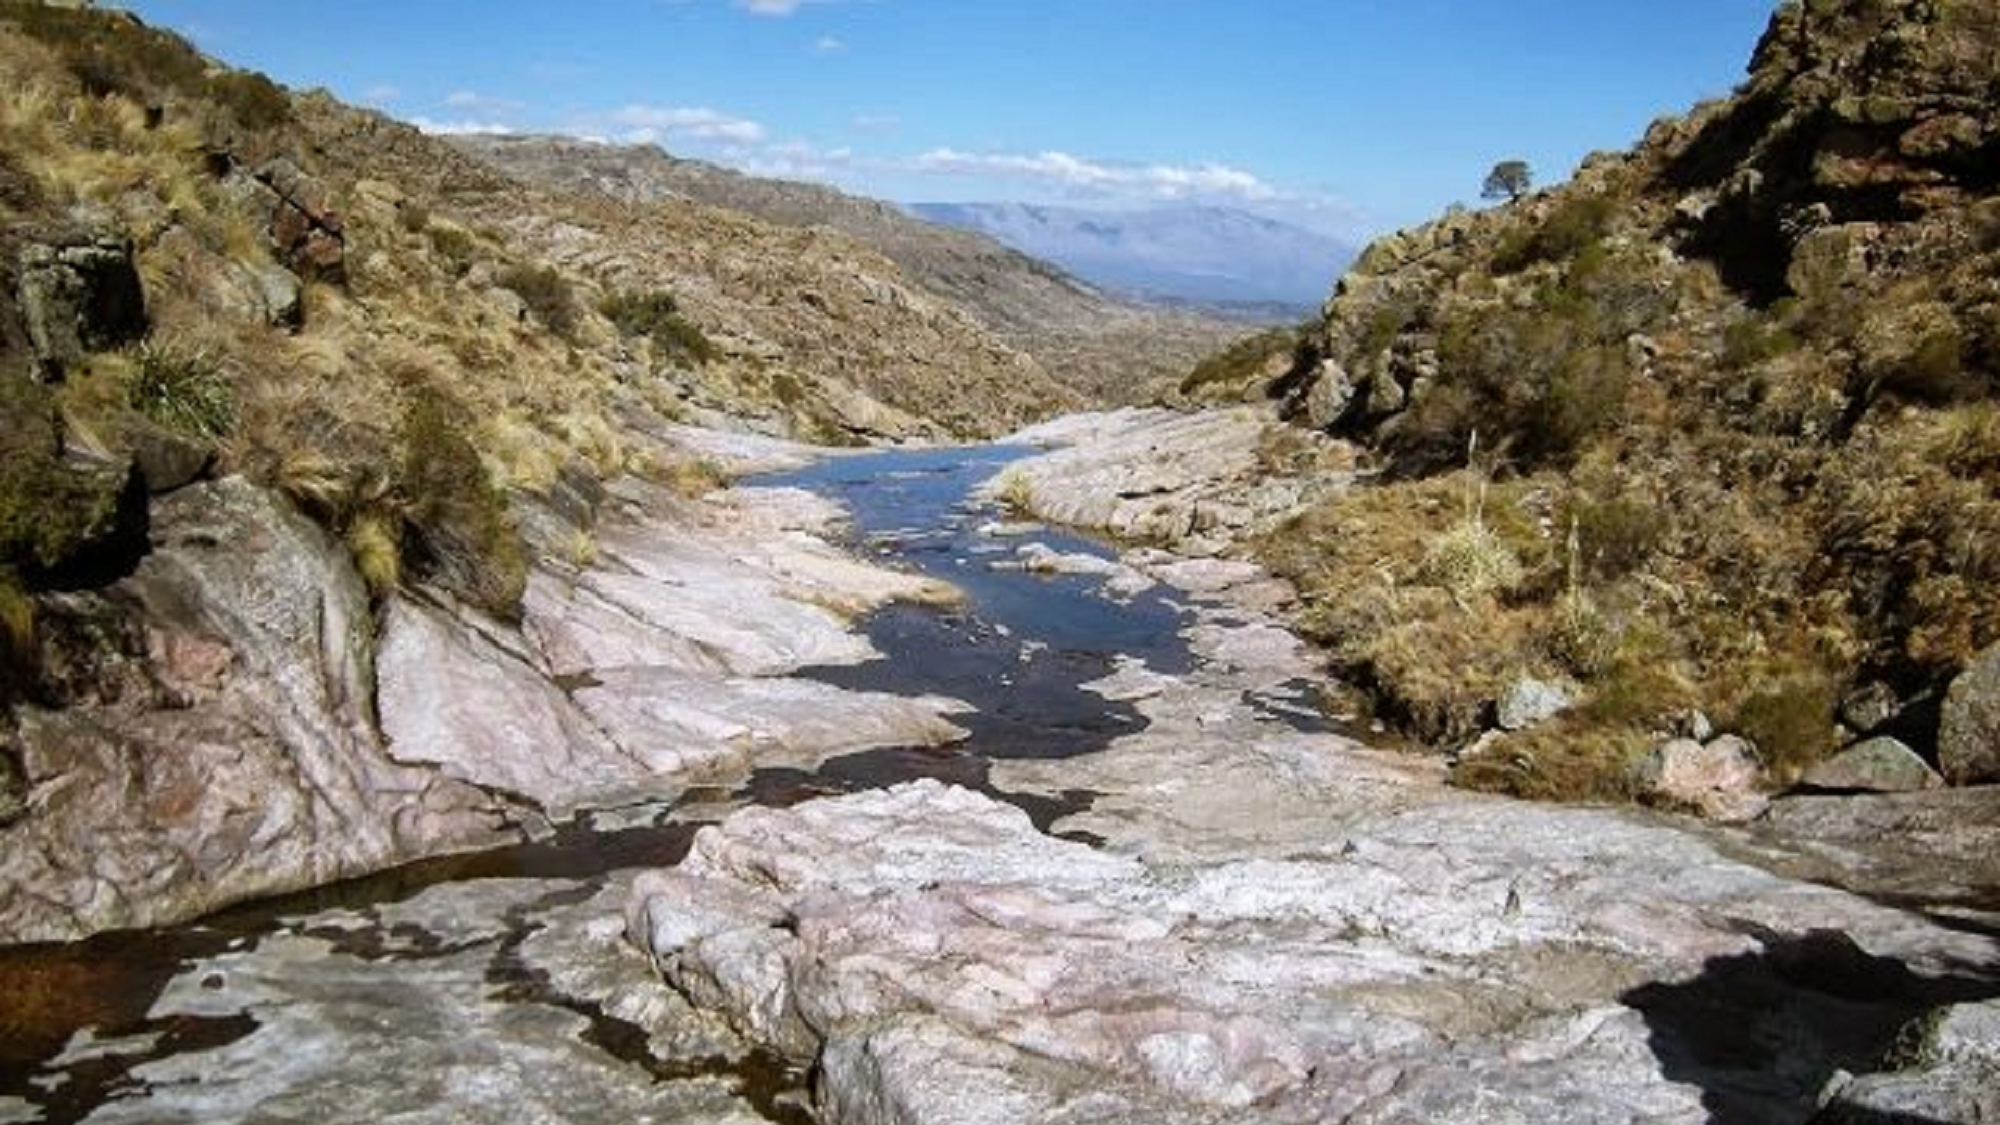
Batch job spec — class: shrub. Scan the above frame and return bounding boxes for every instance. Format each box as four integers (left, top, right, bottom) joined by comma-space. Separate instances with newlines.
398, 390, 527, 616
427, 225, 477, 275
203, 70, 290, 131
1492, 195, 1617, 275
600, 290, 716, 365
993, 469, 1034, 516
1731, 674, 1839, 781
1722, 314, 1801, 369
1179, 324, 1303, 398
1565, 493, 1662, 582
127, 343, 233, 440
497, 264, 578, 339
398, 202, 430, 234
661, 458, 728, 500
1420, 516, 1524, 604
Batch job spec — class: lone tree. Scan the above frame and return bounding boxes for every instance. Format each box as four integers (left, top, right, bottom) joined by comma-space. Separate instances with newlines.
1482, 159, 1533, 203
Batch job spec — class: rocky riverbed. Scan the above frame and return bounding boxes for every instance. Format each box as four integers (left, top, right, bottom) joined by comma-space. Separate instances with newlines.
3, 409, 1996, 1124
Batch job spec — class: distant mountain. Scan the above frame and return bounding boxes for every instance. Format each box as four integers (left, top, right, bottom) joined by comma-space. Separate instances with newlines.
907, 202, 1359, 312
452, 136, 1245, 403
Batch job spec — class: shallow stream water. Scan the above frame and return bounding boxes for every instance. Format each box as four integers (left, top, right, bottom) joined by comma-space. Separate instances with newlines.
0, 446, 1198, 1124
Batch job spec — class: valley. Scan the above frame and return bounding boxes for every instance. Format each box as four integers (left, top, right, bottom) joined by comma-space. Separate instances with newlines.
1, 0, 1997, 1122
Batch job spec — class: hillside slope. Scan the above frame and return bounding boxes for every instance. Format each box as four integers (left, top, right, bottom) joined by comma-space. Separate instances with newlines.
1201, 0, 2000, 801
452, 135, 1245, 404
0, 0, 1085, 916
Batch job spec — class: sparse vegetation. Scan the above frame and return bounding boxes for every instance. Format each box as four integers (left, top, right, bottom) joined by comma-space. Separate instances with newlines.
994, 469, 1035, 516
495, 264, 578, 339
1177, 324, 1307, 401
397, 389, 528, 617
126, 342, 233, 440
600, 289, 717, 366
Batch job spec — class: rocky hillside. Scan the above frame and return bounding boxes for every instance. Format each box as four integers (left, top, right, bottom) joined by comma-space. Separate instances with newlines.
1198, 0, 2000, 803
453, 134, 1245, 404
0, 0, 1090, 909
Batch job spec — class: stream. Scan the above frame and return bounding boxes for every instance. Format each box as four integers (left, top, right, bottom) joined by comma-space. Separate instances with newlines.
0, 446, 1202, 1125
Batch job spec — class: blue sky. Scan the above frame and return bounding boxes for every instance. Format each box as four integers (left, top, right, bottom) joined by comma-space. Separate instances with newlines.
125, 0, 1779, 237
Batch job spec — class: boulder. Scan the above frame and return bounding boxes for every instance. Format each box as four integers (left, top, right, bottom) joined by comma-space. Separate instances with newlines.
1800, 737, 1943, 794
227, 157, 346, 284
1811, 1000, 2000, 1124
16, 229, 148, 379
1635, 735, 1767, 821
120, 416, 214, 494
1497, 676, 1575, 732
1939, 645, 2000, 785
1302, 359, 1355, 429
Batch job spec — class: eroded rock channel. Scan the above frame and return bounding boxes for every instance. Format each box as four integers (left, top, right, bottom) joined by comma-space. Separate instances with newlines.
2, 423, 1996, 1125
0, 441, 1252, 1125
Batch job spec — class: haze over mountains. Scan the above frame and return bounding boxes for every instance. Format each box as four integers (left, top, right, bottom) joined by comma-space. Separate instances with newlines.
910, 202, 1359, 315
453, 134, 1248, 401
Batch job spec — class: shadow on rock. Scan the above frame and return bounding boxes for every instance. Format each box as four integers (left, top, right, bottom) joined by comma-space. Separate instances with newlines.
1622, 927, 1999, 1125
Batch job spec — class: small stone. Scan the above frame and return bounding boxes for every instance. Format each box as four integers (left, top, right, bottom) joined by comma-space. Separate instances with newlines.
1838, 681, 1900, 735
1497, 677, 1574, 732
1801, 737, 1943, 794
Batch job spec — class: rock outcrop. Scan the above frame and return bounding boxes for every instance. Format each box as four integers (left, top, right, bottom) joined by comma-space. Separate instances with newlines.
1939, 644, 2000, 784
631, 778, 1993, 1125
16, 228, 147, 379
0, 478, 508, 942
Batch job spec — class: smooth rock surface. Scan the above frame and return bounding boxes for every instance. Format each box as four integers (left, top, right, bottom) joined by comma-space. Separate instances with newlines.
77, 879, 774, 1125
1, 479, 506, 943
994, 407, 1329, 551
631, 779, 1993, 1125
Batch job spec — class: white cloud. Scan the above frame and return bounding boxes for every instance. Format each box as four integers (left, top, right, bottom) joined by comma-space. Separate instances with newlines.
445, 90, 525, 113
611, 105, 769, 145
410, 117, 516, 136
911, 149, 1278, 202
851, 112, 900, 131
814, 35, 846, 52
736, 0, 803, 14
731, 139, 855, 179
360, 84, 401, 106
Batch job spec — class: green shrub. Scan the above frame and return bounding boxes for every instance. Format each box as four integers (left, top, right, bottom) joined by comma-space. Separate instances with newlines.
599, 290, 716, 365
1179, 325, 1302, 398
398, 202, 431, 234
1493, 195, 1617, 275
398, 391, 527, 616
497, 264, 578, 339
1722, 315, 1801, 369
203, 70, 291, 131
1731, 674, 1838, 781
427, 225, 477, 275
1566, 494, 1662, 581
0, 376, 140, 579
127, 343, 233, 440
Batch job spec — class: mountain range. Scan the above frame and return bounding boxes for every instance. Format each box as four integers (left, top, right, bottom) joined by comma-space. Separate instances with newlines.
908, 202, 1358, 314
